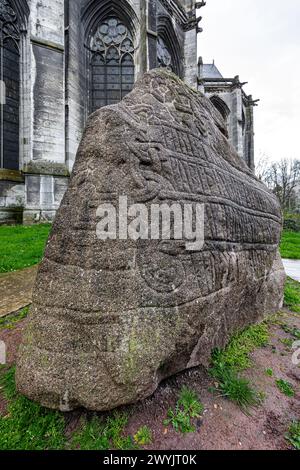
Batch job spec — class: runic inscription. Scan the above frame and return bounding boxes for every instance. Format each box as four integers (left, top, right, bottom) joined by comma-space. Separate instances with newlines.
16, 70, 285, 412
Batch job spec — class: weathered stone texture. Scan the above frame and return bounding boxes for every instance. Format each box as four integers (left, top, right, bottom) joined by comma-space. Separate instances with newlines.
16, 70, 285, 411
30, 0, 65, 46
0, 171, 25, 224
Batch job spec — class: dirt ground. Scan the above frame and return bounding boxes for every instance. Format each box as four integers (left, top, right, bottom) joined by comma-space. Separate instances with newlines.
0, 309, 299, 450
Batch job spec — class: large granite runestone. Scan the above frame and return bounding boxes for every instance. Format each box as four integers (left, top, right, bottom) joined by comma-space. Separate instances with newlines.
16, 69, 285, 411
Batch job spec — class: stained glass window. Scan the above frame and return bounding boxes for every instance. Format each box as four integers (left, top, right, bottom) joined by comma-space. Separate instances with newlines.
90, 17, 135, 112
0, 0, 20, 170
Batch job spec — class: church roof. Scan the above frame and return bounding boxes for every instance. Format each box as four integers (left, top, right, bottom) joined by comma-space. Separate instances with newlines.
200, 63, 223, 79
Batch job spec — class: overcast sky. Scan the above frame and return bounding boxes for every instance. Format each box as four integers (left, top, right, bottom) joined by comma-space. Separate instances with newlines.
197, 0, 300, 163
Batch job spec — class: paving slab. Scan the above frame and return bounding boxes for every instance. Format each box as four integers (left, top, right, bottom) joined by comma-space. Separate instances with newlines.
282, 258, 300, 282
0, 266, 38, 318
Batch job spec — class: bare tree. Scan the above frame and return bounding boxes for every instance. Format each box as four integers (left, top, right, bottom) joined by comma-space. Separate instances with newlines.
259, 158, 300, 212
255, 153, 271, 182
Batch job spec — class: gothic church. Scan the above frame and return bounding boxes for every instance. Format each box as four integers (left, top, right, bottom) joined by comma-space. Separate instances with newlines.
0, 0, 256, 224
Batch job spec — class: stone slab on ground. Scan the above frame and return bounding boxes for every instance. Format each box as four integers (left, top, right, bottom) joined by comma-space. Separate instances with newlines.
0, 266, 37, 318
282, 259, 300, 282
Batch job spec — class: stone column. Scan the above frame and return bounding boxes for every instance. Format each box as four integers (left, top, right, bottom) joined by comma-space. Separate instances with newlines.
23, 0, 68, 224
230, 83, 244, 160
147, 0, 158, 70
245, 101, 255, 171
137, 0, 148, 78
65, 0, 85, 174
183, 28, 198, 89
183, 1, 199, 89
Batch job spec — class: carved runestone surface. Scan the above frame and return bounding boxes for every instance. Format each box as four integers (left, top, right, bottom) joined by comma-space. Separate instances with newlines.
16, 69, 285, 411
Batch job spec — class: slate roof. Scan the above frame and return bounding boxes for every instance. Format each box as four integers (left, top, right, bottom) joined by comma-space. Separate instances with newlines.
200, 63, 223, 79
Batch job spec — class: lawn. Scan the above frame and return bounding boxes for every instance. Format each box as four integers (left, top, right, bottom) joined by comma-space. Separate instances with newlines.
1, 307, 299, 450
0, 224, 51, 274
280, 230, 300, 260
0, 225, 298, 273
0, 366, 137, 450
0, 221, 299, 449
0, 321, 276, 449
284, 277, 300, 313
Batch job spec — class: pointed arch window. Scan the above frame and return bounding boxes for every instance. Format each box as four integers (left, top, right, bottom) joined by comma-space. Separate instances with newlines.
90, 17, 135, 112
157, 16, 182, 78
210, 95, 230, 122
157, 36, 173, 71
0, 0, 20, 170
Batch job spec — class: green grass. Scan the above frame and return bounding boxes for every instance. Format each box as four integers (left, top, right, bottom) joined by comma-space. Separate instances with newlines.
215, 323, 270, 371
282, 324, 300, 339
0, 307, 29, 330
280, 230, 300, 260
280, 338, 294, 348
286, 421, 300, 450
69, 417, 111, 450
265, 368, 274, 377
134, 426, 152, 446
0, 224, 51, 273
0, 367, 135, 450
210, 350, 261, 412
284, 278, 300, 313
275, 379, 295, 398
164, 387, 204, 434
70, 413, 136, 451
0, 367, 66, 450
208, 322, 269, 411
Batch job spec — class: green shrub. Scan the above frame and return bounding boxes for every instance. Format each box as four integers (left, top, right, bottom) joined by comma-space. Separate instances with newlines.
286, 421, 300, 450
134, 426, 152, 446
208, 322, 270, 411
164, 387, 204, 434
210, 351, 261, 411
275, 379, 295, 397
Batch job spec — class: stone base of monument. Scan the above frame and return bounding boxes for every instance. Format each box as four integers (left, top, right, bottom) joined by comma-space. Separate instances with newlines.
16, 70, 285, 411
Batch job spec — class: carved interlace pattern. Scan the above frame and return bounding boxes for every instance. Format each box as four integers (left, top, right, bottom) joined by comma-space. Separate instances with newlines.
90, 17, 134, 59
0, 0, 19, 46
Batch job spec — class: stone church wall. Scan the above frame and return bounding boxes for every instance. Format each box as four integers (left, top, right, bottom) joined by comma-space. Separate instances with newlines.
0, 0, 253, 224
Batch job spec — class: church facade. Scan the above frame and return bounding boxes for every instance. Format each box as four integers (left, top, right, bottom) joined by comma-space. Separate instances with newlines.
0, 0, 256, 224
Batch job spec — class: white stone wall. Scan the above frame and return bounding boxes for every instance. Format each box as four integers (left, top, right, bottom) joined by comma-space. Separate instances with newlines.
30, 0, 64, 45
29, 0, 65, 165
0, 179, 25, 224
204, 87, 254, 169
65, 0, 85, 172
184, 28, 198, 88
